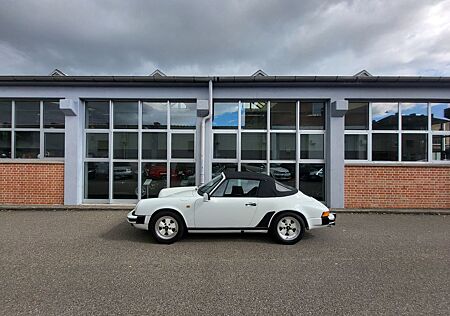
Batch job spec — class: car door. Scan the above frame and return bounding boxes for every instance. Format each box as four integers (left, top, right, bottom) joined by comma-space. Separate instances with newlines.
194, 179, 260, 228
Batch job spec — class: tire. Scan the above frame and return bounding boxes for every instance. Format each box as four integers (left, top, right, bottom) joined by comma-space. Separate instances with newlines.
270, 212, 305, 245
149, 210, 185, 244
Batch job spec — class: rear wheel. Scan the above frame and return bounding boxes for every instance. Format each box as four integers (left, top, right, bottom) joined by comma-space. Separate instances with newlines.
270, 212, 305, 245
149, 210, 185, 244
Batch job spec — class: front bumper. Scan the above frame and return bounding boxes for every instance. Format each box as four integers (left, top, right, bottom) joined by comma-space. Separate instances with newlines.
321, 213, 336, 226
127, 210, 146, 224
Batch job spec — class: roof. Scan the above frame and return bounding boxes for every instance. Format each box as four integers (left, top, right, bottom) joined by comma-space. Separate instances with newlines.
223, 170, 273, 181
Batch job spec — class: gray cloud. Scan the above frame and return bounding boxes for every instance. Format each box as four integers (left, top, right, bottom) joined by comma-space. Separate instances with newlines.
0, 0, 449, 76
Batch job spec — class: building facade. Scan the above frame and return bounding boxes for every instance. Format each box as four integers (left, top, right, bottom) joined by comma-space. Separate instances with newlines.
0, 74, 449, 209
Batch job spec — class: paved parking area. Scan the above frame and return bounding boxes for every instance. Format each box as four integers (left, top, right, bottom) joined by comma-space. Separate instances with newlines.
0, 211, 449, 315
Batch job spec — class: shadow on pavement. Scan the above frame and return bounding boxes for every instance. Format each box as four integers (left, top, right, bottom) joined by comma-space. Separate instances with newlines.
101, 221, 155, 244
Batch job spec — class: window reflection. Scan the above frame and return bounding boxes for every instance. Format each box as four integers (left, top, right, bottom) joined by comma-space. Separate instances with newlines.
170, 102, 196, 129
270, 163, 295, 188
241, 163, 267, 174
241, 133, 266, 160
372, 134, 398, 161
86, 133, 109, 158
401, 103, 427, 130
141, 163, 168, 198
15, 131, 40, 158
213, 102, 239, 129
113, 101, 138, 129
270, 102, 296, 130
171, 134, 194, 159
85, 162, 109, 199
0, 131, 11, 158
44, 133, 65, 157
271, 133, 295, 160
431, 103, 450, 131
170, 163, 195, 187
212, 163, 238, 177
242, 101, 267, 129
142, 102, 167, 129
345, 135, 367, 160
345, 102, 368, 130
300, 102, 325, 130
213, 134, 236, 159
113, 132, 138, 159
300, 134, 324, 159
432, 135, 450, 160
299, 164, 325, 201
142, 133, 166, 159
44, 101, 65, 128
86, 101, 109, 129
15, 101, 40, 128
113, 162, 138, 199
0, 101, 12, 128
372, 103, 398, 130
402, 134, 427, 161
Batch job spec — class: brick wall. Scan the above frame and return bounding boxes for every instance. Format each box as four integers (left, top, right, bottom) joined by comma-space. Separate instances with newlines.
345, 165, 450, 209
0, 163, 64, 205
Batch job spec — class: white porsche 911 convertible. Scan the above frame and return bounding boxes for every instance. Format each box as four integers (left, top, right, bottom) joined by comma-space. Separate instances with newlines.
127, 171, 336, 244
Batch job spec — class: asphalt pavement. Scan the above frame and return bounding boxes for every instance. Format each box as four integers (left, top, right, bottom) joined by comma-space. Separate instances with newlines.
0, 211, 449, 315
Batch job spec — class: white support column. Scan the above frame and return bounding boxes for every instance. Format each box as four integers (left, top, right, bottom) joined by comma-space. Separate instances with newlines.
60, 98, 83, 205
326, 100, 348, 209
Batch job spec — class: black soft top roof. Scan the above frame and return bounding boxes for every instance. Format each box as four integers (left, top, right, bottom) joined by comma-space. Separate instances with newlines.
222, 171, 297, 197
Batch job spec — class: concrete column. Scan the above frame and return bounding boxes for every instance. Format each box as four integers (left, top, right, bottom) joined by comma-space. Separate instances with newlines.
60, 98, 83, 205
325, 100, 348, 208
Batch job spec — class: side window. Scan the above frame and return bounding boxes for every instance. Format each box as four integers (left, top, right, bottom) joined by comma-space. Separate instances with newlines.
212, 179, 260, 197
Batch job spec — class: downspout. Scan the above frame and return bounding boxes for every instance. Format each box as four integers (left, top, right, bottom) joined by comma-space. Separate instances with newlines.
200, 79, 213, 184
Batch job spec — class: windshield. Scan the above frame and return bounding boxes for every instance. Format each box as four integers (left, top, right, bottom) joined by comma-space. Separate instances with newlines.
197, 174, 223, 195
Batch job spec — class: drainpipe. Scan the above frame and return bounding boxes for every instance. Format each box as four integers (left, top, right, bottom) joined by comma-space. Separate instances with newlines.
200, 80, 213, 184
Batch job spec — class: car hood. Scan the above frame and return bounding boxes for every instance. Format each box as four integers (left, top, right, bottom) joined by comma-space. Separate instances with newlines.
158, 186, 198, 198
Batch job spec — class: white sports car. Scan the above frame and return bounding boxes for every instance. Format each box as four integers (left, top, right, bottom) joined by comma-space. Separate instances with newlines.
127, 171, 336, 244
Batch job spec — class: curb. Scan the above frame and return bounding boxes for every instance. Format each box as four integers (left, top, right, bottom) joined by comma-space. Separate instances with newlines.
333, 209, 450, 215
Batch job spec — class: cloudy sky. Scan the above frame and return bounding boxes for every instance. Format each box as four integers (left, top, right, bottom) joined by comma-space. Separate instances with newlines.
1, 0, 449, 76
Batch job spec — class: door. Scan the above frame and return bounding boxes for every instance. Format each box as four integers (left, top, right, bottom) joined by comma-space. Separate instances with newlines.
194, 179, 260, 228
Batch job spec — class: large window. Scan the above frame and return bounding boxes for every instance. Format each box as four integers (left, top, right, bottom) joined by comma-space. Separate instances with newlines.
212, 100, 326, 201
345, 101, 450, 163
84, 100, 196, 202
0, 100, 65, 159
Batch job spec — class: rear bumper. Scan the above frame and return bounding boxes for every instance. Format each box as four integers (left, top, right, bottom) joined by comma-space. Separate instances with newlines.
321, 213, 336, 226
127, 210, 146, 224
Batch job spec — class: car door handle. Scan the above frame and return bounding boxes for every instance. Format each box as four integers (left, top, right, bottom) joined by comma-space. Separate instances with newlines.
245, 202, 257, 206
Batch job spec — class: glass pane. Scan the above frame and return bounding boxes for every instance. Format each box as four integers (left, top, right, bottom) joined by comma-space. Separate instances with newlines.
300, 102, 325, 130
113, 162, 138, 199
270, 163, 295, 188
142, 133, 167, 159
432, 135, 450, 160
372, 103, 398, 130
241, 163, 267, 174
142, 102, 167, 129
299, 163, 325, 201
213, 102, 239, 129
86, 133, 109, 158
43, 100, 64, 128
242, 101, 267, 129
113, 132, 138, 159
241, 133, 266, 160
402, 134, 427, 161
44, 133, 65, 157
86, 101, 109, 129
213, 134, 236, 159
142, 162, 168, 198
300, 134, 324, 159
345, 102, 368, 130
270, 133, 295, 160
15, 131, 40, 158
372, 134, 398, 161
113, 101, 138, 129
0, 100, 12, 128
345, 134, 367, 160
170, 163, 195, 187
0, 131, 11, 158
212, 163, 238, 177
170, 102, 196, 129
401, 103, 427, 130
212, 179, 260, 197
85, 162, 109, 199
270, 102, 296, 130
15, 101, 40, 128
171, 134, 194, 159
431, 103, 450, 131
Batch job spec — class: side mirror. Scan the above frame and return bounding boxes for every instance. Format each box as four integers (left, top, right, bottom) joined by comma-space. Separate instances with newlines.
203, 192, 210, 202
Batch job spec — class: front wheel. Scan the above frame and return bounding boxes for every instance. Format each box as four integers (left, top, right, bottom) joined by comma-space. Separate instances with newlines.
149, 211, 185, 244
270, 212, 305, 245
